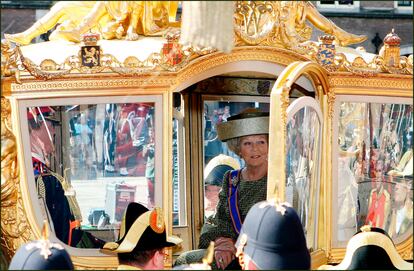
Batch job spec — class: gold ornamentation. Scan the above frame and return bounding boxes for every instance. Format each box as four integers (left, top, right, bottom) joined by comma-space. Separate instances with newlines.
280, 84, 290, 131
2, 37, 412, 81
326, 91, 335, 120
25, 221, 64, 260
379, 29, 401, 68
234, 1, 366, 50
317, 35, 336, 72
1, 41, 21, 83
39, 59, 58, 71
150, 208, 165, 234
360, 225, 371, 232
4, 1, 179, 45
259, 198, 291, 215
1, 97, 34, 262
177, 47, 308, 87
82, 32, 100, 46
328, 76, 413, 95
80, 46, 101, 68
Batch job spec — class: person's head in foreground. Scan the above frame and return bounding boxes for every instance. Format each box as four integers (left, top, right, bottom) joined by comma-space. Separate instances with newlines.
235, 200, 310, 270
318, 226, 413, 270
101, 202, 182, 270
8, 222, 74, 270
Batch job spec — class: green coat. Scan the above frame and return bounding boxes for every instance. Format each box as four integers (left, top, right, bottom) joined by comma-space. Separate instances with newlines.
174, 170, 267, 267
199, 170, 267, 248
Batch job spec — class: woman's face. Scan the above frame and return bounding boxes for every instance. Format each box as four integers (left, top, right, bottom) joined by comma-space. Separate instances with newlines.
239, 135, 268, 167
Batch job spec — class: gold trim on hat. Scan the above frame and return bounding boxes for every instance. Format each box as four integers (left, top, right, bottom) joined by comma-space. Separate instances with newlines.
150, 207, 165, 234
102, 210, 152, 253
25, 220, 64, 260
319, 232, 413, 270
102, 208, 181, 253
204, 154, 241, 179
217, 116, 269, 142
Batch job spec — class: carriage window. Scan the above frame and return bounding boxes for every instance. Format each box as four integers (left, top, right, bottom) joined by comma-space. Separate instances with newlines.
286, 103, 322, 250
172, 108, 187, 226
335, 100, 413, 245
202, 97, 269, 219
21, 96, 163, 248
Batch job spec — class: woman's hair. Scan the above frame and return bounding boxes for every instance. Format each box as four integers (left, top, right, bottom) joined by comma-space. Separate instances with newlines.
226, 137, 241, 154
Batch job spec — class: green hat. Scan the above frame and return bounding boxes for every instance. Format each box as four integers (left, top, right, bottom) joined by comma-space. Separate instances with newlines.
216, 108, 269, 142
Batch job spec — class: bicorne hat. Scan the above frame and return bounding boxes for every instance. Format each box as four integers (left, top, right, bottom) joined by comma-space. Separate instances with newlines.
216, 108, 269, 142
318, 226, 413, 270
204, 154, 240, 186
235, 200, 310, 270
8, 222, 74, 270
102, 202, 182, 253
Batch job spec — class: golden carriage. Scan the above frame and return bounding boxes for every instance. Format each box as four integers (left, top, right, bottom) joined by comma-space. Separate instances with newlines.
1, 1, 412, 269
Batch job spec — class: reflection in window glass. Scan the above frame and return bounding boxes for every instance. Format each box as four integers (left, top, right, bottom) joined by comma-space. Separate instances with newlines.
286, 106, 321, 249
336, 102, 413, 242
172, 117, 186, 226
202, 100, 269, 219
27, 102, 157, 247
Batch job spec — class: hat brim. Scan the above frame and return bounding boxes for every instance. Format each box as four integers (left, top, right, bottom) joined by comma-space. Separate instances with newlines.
243, 245, 310, 270
167, 235, 183, 246
217, 116, 269, 141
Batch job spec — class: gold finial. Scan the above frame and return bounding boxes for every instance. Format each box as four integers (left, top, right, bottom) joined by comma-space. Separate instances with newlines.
202, 241, 215, 265
259, 198, 291, 215
41, 219, 49, 240
360, 225, 372, 232
26, 220, 64, 260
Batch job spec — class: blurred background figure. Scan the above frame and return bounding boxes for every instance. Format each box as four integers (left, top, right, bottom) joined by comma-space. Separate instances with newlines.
103, 104, 117, 173
365, 160, 391, 229
387, 178, 413, 238
204, 154, 240, 218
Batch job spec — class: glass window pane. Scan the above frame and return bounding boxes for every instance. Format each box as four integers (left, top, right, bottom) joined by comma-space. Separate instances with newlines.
320, 1, 336, 4
172, 116, 186, 226
339, 0, 354, 5
202, 99, 269, 219
286, 106, 321, 250
336, 101, 413, 243
26, 101, 160, 247
398, 1, 412, 7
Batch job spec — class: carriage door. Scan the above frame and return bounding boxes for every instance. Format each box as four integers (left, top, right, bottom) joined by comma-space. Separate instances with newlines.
267, 61, 330, 267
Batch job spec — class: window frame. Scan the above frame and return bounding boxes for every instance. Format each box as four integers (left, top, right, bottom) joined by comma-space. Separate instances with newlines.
18, 94, 165, 256
316, 1, 360, 12
394, 1, 413, 11
331, 94, 413, 248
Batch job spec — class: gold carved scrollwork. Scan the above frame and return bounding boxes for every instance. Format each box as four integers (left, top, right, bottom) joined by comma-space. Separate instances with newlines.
330, 53, 413, 76
1, 97, 34, 262
234, 1, 366, 52
280, 84, 291, 134
1, 42, 21, 83
326, 90, 336, 121
234, 1, 276, 46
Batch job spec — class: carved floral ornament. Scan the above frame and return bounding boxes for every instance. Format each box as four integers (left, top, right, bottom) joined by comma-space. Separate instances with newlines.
1, 2, 413, 82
